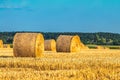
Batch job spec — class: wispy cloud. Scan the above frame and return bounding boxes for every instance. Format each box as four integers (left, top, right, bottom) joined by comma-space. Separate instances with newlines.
0, 0, 29, 9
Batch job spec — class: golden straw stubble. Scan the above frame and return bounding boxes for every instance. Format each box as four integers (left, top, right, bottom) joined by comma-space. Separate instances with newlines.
3, 44, 11, 48
56, 35, 81, 52
13, 33, 44, 57
44, 39, 56, 52
96, 46, 109, 50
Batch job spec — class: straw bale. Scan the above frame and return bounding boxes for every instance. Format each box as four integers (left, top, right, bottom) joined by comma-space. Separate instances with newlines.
56, 35, 81, 52
44, 39, 56, 52
13, 33, 44, 57
0, 40, 3, 48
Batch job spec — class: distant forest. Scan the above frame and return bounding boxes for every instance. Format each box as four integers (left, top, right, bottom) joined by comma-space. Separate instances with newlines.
0, 32, 120, 45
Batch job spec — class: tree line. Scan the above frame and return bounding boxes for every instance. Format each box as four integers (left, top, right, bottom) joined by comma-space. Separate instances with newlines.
0, 32, 120, 45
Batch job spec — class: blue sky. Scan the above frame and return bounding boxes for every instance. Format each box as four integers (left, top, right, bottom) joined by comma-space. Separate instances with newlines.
0, 0, 120, 33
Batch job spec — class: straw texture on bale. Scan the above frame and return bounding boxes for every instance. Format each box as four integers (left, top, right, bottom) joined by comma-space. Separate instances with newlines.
56, 35, 81, 52
13, 33, 44, 57
44, 39, 56, 52
0, 40, 3, 48
3, 44, 11, 48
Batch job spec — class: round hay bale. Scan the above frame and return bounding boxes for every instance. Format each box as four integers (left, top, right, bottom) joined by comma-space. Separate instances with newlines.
13, 33, 44, 57
0, 40, 3, 48
56, 35, 81, 52
44, 39, 56, 52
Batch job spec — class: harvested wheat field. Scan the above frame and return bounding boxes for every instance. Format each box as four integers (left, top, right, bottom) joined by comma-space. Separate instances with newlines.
0, 48, 120, 80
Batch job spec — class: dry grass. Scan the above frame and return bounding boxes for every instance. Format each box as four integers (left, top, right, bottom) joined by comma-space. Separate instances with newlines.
0, 49, 120, 80
0, 48, 13, 57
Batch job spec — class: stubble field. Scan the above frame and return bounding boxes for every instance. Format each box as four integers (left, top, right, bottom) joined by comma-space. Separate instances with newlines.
0, 48, 120, 80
